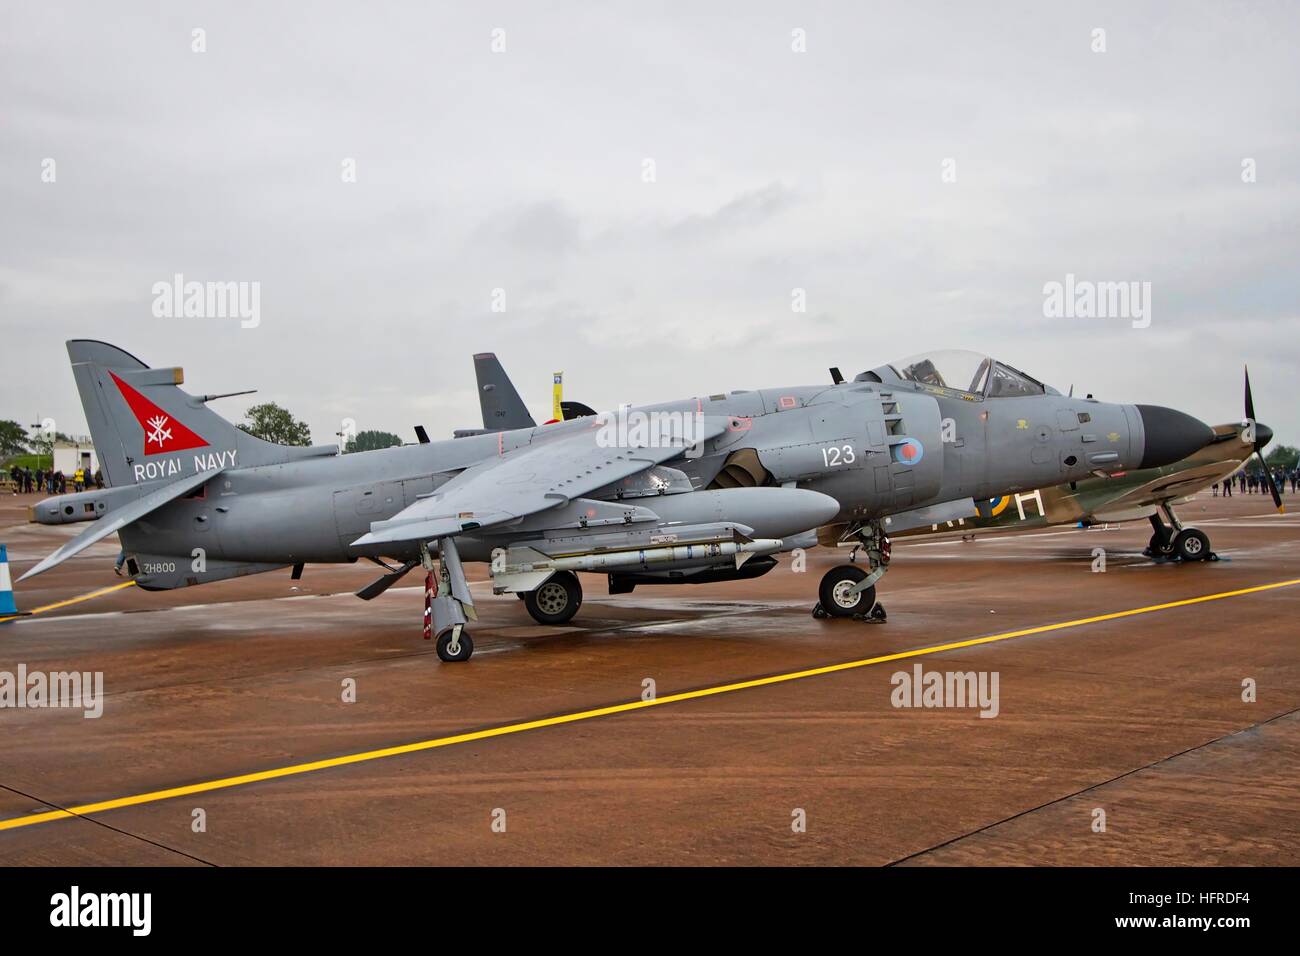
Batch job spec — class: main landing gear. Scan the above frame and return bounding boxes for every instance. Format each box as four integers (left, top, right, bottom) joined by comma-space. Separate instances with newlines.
812, 522, 889, 622
1145, 506, 1216, 563
522, 571, 583, 625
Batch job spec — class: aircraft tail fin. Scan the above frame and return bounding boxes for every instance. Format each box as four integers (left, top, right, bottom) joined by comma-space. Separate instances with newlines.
66, 340, 330, 487
473, 352, 536, 431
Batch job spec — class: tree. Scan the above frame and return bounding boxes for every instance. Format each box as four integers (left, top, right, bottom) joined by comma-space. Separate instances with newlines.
239, 402, 312, 446
0, 420, 30, 458
27, 428, 70, 459
1264, 444, 1298, 470
344, 430, 404, 453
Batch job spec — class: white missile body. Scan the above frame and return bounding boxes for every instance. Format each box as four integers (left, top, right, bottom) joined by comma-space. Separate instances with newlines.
492, 536, 783, 593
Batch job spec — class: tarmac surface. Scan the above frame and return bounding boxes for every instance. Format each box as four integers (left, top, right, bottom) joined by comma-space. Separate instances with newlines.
0, 491, 1297, 866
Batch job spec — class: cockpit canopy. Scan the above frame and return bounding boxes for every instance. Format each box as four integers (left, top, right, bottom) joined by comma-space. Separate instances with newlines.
856, 349, 1055, 399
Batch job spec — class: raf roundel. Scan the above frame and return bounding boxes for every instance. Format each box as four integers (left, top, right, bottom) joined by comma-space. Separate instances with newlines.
891, 437, 924, 466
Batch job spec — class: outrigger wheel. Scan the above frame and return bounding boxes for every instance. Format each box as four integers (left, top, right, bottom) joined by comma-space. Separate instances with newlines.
435, 625, 474, 662
523, 571, 583, 625
814, 565, 884, 621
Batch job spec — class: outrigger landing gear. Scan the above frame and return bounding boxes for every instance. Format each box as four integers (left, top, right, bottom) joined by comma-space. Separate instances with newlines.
422, 537, 479, 661
435, 625, 473, 662
811, 522, 889, 622
1145, 506, 1216, 562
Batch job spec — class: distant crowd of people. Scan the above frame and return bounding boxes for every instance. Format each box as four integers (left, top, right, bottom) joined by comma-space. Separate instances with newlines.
7, 465, 103, 495
1212, 467, 1299, 496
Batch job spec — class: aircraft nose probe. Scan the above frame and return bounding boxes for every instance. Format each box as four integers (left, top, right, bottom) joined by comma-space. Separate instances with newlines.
1135, 405, 1215, 469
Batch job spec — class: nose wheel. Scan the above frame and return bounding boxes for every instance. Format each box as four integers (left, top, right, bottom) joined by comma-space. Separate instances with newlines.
813, 565, 886, 622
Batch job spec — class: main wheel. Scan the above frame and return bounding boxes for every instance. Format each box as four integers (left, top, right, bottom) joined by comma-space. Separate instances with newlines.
1147, 530, 1174, 557
524, 571, 583, 625
1173, 528, 1210, 562
436, 627, 473, 662
818, 565, 875, 618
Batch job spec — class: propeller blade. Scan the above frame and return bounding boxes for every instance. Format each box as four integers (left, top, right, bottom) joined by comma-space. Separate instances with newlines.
355, 560, 419, 601
1242, 365, 1281, 510
1254, 449, 1284, 512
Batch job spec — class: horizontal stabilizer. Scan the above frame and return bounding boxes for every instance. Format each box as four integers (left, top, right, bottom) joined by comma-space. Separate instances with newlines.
18, 469, 222, 582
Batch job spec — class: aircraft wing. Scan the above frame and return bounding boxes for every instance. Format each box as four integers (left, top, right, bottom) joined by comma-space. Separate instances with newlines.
353, 418, 725, 547
1087, 459, 1244, 522
18, 468, 223, 582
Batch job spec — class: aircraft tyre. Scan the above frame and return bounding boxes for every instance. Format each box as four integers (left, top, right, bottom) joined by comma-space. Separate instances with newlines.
524, 571, 583, 625
1173, 528, 1211, 562
1148, 530, 1175, 557
436, 626, 474, 662
818, 566, 874, 618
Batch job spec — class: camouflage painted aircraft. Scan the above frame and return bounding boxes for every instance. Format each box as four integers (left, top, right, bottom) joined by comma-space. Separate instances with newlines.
23, 343, 1215, 660
873, 371, 1281, 561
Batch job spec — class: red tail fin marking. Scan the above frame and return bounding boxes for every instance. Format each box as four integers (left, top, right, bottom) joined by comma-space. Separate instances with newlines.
109, 371, 208, 455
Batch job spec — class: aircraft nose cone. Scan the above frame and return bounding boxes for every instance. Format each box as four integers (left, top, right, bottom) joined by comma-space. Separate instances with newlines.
1137, 405, 1215, 469
1255, 422, 1274, 449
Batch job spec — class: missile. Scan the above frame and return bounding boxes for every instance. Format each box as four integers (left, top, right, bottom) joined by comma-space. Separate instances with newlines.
493, 535, 783, 592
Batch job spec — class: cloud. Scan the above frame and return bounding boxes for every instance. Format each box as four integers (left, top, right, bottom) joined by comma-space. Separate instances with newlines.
1, 1, 1297, 447
474, 201, 582, 256
667, 182, 801, 241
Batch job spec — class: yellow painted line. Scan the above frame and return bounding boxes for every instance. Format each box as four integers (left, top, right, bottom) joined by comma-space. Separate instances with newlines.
2, 576, 1299, 833
0, 580, 137, 624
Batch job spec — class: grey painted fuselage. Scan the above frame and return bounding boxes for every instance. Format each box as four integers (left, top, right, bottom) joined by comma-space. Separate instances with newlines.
34, 343, 1213, 593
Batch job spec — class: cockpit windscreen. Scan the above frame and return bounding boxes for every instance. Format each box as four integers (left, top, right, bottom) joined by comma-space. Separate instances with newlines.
864, 349, 1051, 398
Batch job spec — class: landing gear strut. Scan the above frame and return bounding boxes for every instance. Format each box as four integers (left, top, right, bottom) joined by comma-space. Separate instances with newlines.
812, 522, 889, 622
1145, 506, 1216, 563
1146, 514, 1175, 557
422, 538, 479, 661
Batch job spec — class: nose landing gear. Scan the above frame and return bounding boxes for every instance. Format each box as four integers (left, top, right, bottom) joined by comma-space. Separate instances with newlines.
811, 522, 889, 622
812, 564, 887, 621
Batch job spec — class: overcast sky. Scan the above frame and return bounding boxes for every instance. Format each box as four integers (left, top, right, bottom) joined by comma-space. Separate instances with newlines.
3, 1, 1298, 451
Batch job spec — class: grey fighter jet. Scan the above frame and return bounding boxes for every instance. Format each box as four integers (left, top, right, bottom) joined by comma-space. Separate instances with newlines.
22, 342, 1213, 661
